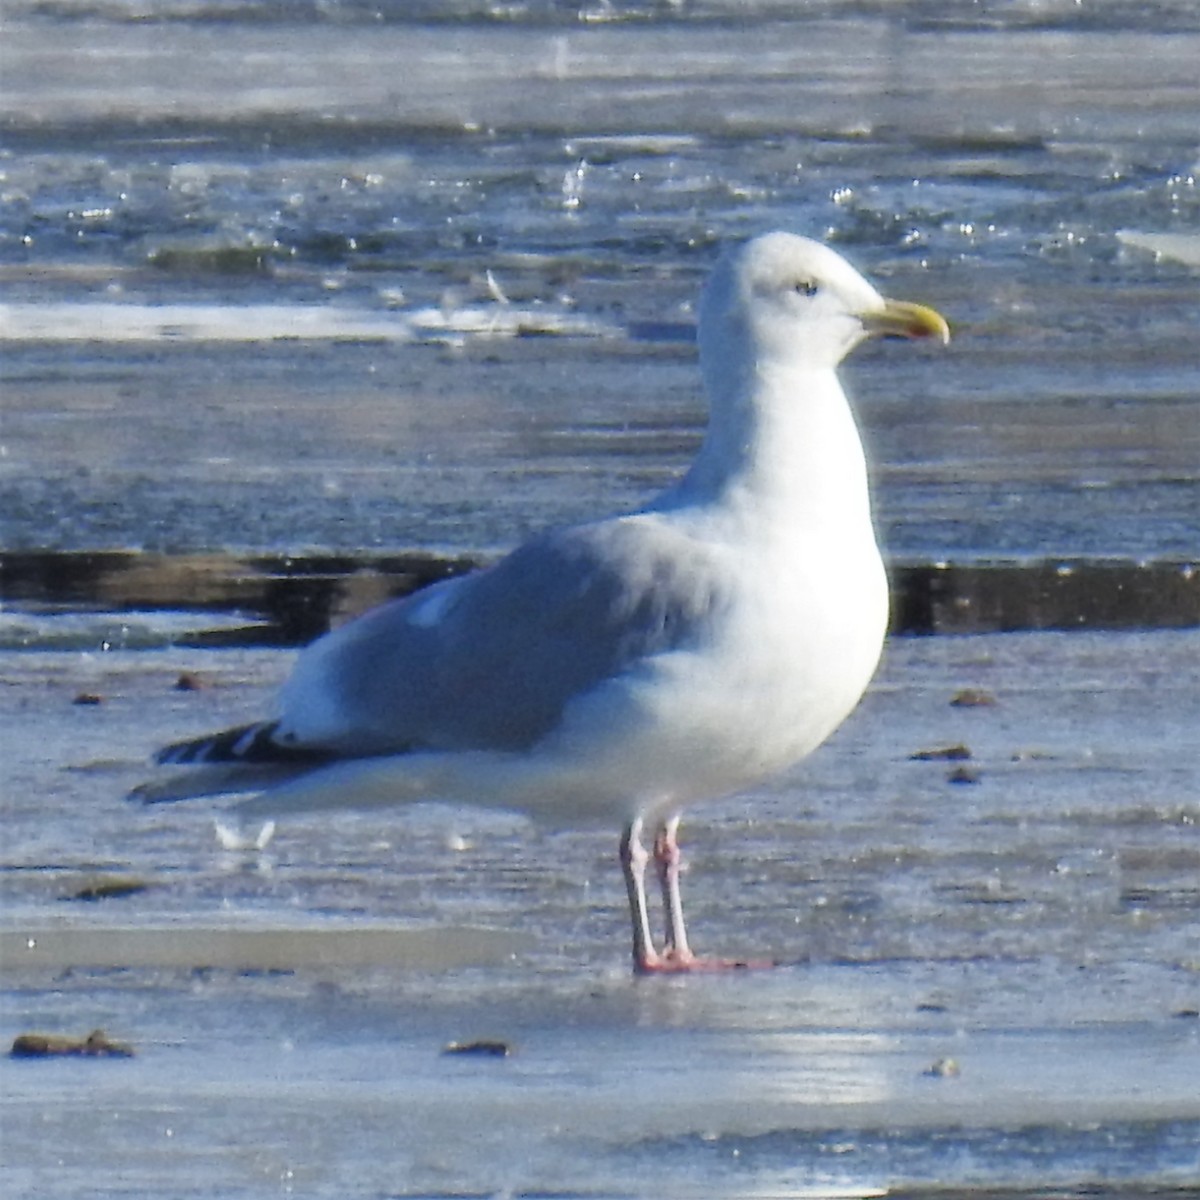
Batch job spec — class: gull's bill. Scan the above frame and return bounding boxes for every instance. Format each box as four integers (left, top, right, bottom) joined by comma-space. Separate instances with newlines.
863, 298, 951, 344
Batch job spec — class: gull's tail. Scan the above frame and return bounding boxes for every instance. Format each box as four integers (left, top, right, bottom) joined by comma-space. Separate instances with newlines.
131, 720, 333, 805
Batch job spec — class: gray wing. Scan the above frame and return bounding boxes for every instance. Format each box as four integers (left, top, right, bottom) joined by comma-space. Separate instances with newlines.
278, 513, 731, 756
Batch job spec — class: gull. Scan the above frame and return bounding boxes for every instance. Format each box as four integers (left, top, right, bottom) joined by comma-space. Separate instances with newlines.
134, 232, 949, 973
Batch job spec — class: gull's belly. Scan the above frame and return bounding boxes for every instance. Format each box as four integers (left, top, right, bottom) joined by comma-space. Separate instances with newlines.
542, 545, 889, 808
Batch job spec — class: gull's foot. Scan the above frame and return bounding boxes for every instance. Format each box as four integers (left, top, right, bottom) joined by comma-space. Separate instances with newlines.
634, 949, 778, 975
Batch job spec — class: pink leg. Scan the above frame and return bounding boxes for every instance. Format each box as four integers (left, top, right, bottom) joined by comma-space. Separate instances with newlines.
619, 816, 664, 973
618, 814, 777, 975
653, 814, 694, 964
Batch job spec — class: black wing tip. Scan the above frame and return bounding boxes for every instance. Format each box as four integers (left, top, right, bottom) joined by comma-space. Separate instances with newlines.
153, 721, 333, 767
154, 721, 277, 766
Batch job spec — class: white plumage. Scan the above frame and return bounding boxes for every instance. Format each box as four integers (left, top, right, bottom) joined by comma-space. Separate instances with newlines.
138, 232, 948, 972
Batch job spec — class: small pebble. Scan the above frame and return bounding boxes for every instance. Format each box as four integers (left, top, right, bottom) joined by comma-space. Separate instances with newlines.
72, 692, 104, 706
910, 744, 971, 762
65, 876, 152, 902
441, 1040, 512, 1058
173, 672, 208, 691
947, 766, 981, 785
10, 1029, 134, 1059
950, 688, 996, 707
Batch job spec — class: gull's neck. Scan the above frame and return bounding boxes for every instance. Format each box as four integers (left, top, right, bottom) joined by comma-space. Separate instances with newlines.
659, 356, 878, 545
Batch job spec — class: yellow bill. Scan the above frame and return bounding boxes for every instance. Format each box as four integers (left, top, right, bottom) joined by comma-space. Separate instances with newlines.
863, 298, 950, 345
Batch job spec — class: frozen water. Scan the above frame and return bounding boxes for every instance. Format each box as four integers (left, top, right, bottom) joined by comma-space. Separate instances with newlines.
2, 2, 1199, 1195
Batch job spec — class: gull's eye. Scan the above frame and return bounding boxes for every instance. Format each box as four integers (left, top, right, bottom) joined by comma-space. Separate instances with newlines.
792, 279, 818, 298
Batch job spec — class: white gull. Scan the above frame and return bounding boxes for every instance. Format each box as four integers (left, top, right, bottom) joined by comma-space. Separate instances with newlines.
135, 232, 949, 973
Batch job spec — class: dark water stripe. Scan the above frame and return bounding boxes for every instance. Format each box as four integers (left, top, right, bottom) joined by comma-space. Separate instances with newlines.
2, 550, 1197, 645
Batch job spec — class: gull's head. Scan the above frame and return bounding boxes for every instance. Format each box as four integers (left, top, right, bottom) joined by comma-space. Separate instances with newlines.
699, 232, 949, 377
